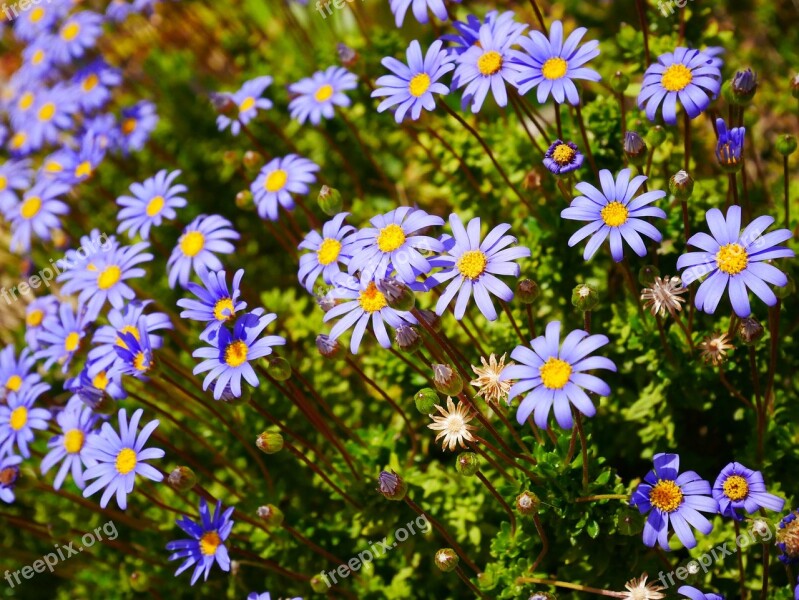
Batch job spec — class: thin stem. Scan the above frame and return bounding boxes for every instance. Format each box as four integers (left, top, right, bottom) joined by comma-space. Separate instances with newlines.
502, 301, 526, 343
764, 300, 781, 413
729, 172, 740, 206
734, 520, 747, 600
525, 304, 537, 338
554, 102, 563, 139
683, 110, 692, 172
455, 566, 488, 599
527, 0, 547, 32
530, 515, 550, 573
575, 494, 629, 503
404, 497, 480, 574
574, 410, 590, 492
516, 577, 625, 597
784, 155, 791, 228
575, 102, 599, 177
635, 0, 651, 68
476, 471, 516, 536
762, 541, 770, 600
681, 199, 691, 244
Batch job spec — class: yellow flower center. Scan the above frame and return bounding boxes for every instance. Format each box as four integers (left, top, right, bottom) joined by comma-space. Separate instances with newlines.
61, 22, 80, 41
18, 92, 34, 111
64, 429, 85, 454
11, 132, 27, 150
224, 340, 249, 367
539, 357, 572, 390
409, 73, 431, 97
649, 479, 684, 512
97, 265, 121, 290
358, 281, 388, 313
26, 309, 44, 328
64, 331, 81, 353
9, 407, 28, 431
601, 201, 629, 227
264, 169, 288, 193
477, 50, 503, 76
20, 196, 41, 220
116, 325, 141, 349
456, 250, 488, 280
82, 73, 100, 92
0, 175, 6, 191
552, 143, 576, 165
45, 160, 63, 173
32, 50, 45, 66
376, 223, 406, 253
6, 375, 23, 392
723, 475, 749, 501
75, 161, 92, 179
133, 351, 151, 372
317, 238, 342, 266
180, 231, 205, 257
199, 531, 222, 556
661, 63, 693, 92
314, 84, 334, 102
715, 243, 748, 275
38, 102, 56, 122
93, 371, 109, 390
115, 448, 137, 475
30, 6, 44, 22
541, 57, 568, 80
239, 96, 256, 112
146, 195, 165, 217
213, 298, 235, 322
121, 118, 137, 135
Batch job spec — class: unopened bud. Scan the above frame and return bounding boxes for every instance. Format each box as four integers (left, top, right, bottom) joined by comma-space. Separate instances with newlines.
396, 325, 422, 353
377, 470, 407, 501
242, 150, 263, 170
265, 356, 291, 381
612, 70, 629, 93
167, 466, 197, 492
731, 68, 758, 105
414, 388, 439, 413
571, 284, 599, 312
432, 364, 463, 396
776, 134, 798, 157
316, 334, 343, 359
646, 125, 667, 148
669, 170, 694, 201
456, 452, 480, 476
256, 432, 284, 454
623, 131, 648, 166
129, 571, 150, 592
517, 279, 540, 304
257, 504, 284, 527
235, 189, 254, 210
311, 575, 330, 593
737, 317, 764, 346
515, 490, 540, 515
318, 185, 343, 216
434, 548, 458, 572
376, 278, 415, 311
337, 43, 358, 68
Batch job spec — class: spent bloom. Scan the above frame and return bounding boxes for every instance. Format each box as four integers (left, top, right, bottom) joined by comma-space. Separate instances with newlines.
640, 276, 688, 317
427, 396, 477, 451
698, 332, 734, 366
620, 574, 665, 600
470, 353, 514, 404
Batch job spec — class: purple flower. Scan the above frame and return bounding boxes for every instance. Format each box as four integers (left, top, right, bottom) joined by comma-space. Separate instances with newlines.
178, 269, 248, 342
0, 382, 51, 458
298, 212, 356, 293
167, 215, 240, 289
543, 139, 583, 175
389, 0, 458, 27
250, 154, 319, 221
216, 76, 273, 136
288, 67, 357, 125
40, 398, 99, 490
678, 587, 724, 600
712, 462, 784, 520
116, 169, 188, 239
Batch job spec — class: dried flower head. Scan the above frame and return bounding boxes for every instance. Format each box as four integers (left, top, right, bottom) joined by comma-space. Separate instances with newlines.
640, 276, 688, 317
621, 573, 665, 600
699, 332, 734, 366
471, 353, 514, 404
427, 397, 477, 451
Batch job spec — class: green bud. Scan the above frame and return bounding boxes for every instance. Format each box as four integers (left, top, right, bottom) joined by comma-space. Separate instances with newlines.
623, 131, 648, 167
242, 150, 263, 170
235, 189, 254, 210
414, 388, 440, 414
129, 570, 150, 592
638, 265, 660, 287
318, 185, 343, 216
721, 80, 736, 105
222, 150, 239, 164
396, 325, 423, 353
432, 364, 463, 396
377, 470, 407, 501
776, 134, 798, 157
167, 466, 197, 492
611, 71, 629, 93
516, 279, 540, 304
311, 575, 331, 593
256, 504, 284, 527
256, 432, 284, 454
265, 356, 291, 381
616, 509, 644, 536
774, 274, 794, 299
434, 548, 459, 572
515, 490, 540, 515
571, 284, 599, 312
456, 452, 480, 476
92, 392, 120, 416
669, 170, 694, 201
645, 125, 667, 148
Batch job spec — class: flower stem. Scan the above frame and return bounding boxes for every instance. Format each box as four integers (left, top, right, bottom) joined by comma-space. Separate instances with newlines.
784, 155, 791, 228
575, 494, 629, 503
476, 471, 516, 536
635, 0, 651, 68
516, 577, 625, 597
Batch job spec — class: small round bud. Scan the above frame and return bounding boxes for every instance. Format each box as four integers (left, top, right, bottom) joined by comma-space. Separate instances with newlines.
669, 170, 694, 201
776, 134, 798, 157
265, 356, 291, 381
396, 325, 422, 353
235, 189, 254, 210
571, 284, 599, 312
376, 278, 415, 311
645, 125, 667, 148
256, 432, 284, 454
316, 334, 343, 359
616, 510, 643, 535
311, 574, 331, 593
318, 185, 343, 216
750, 517, 774, 541
731, 68, 758, 105
416, 309, 442, 332
612, 70, 629, 93
337, 43, 358, 68
737, 317, 764, 346
129, 570, 150, 592
434, 548, 459, 572
167, 466, 197, 492
414, 388, 439, 414
377, 470, 407, 501
515, 490, 540, 515
638, 265, 660, 287
242, 150, 263, 170
774, 274, 795, 299
517, 279, 540, 304
222, 150, 239, 164
792, 74, 799, 99
623, 131, 648, 166
256, 504, 284, 527
432, 364, 463, 396
456, 452, 480, 476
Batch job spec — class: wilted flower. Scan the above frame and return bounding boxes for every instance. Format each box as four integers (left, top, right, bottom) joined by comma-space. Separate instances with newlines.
699, 332, 734, 366
470, 353, 514, 404
621, 573, 665, 600
427, 396, 477, 451
640, 276, 688, 317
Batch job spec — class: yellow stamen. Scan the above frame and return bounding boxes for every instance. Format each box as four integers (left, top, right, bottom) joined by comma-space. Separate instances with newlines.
180, 231, 205, 257
9, 407, 27, 431
64, 429, 85, 454
715, 243, 748, 275
477, 50, 502, 76
224, 340, 248, 367
649, 479, 684, 512
145, 195, 165, 217
38, 102, 56, 122
121, 118, 137, 135
18, 92, 34, 111
600, 201, 629, 227
115, 448, 137, 475
541, 57, 568, 80
264, 169, 288, 193
661, 63, 693, 92
60, 22, 80, 41
316, 238, 342, 266
376, 223, 406, 253
314, 84, 334, 102
133, 352, 151, 372
82, 73, 99, 92
93, 371, 109, 390
64, 332, 81, 353
31, 50, 45, 66
20, 196, 41, 220
409, 73, 431, 97
723, 475, 749, 501
26, 309, 44, 328
29, 6, 44, 22
539, 357, 572, 390
75, 161, 92, 179
10, 132, 27, 150
97, 265, 121, 290
0, 175, 6, 191
199, 531, 222, 556
239, 96, 256, 112
6, 375, 23, 392
213, 298, 235, 322
551, 143, 576, 165
456, 250, 488, 280
116, 325, 141, 349
358, 281, 387, 313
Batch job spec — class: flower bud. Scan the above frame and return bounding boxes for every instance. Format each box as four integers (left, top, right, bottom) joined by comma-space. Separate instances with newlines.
522, 169, 542, 191
774, 274, 795, 299
257, 504, 284, 527
731, 68, 758, 105
515, 490, 540, 515
220, 383, 251, 405
377, 470, 407, 501
749, 517, 775, 541
414, 388, 439, 413
669, 170, 694, 201
265, 355, 291, 381
434, 548, 459, 572
223, 150, 239, 164
623, 131, 648, 166
337, 43, 358, 68
256, 432, 284, 454
210, 92, 236, 116
129, 571, 150, 592
792, 74, 799, 99
316, 334, 343, 359
396, 325, 422, 353
776, 134, 798, 157
638, 265, 660, 287
235, 189, 254, 210
311, 575, 331, 593
612, 71, 629, 93
737, 317, 764, 346
167, 466, 197, 492
516, 279, 540, 304
318, 185, 343, 216
242, 150, 263, 170
456, 452, 480, 476
571, 283, 599, 312
376, 278, 415, 311
645, 125, 666, 148
416, 309, 442, 332
432, 364, 463, 396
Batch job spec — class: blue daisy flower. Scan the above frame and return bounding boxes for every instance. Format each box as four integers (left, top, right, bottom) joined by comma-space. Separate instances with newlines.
84, 112, 120, 152
167, 215, 240, 288
372, 40, 455, 123
250, 154, 319, 221
20, 36, 60, 79
323, 274, 416, 354
216, 76, 273, 136
34, 301, 92, 372
9, 180, 70, 252
116, 169, 188, 239
442, 10, 525, 56
430, 214, 530, 321
248, 593, 301, 600
347, 207, 444, 284
166, 497, 234, 585
561, 168, 666, 262
501, 320, 615, 429
42, 131, 107, 186
178, 269, 247, 342
0, 346, 41, 399
73, 59, 122, 112
298, 212, 356, 293
67, 361, 128, 406
630, 453, 718, 551
193, 310, 286, 400
510, 20, 601, 105
82, 408, 164, 509
40, 397, 99, 490
676, 205, 794, 317
389, 0, 458, 26
56, 229, 118, 293
113, 323, 157, 379
288, 66, 358, 125
638, 47, 722, 125
543, 139, 584, 175
712, 462, 784, 520
7, 128, 37, 158
12, 1, 69, 42
0, 158, 32, 217
715, 117, 745, 172
24, 296, 60, 351
27, 83, 78, 148
9, 80, 41, 129
53, 11, 105, 64
0, 382, 51, 458
678, 586, 724, 600
118, 100, 158, 153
